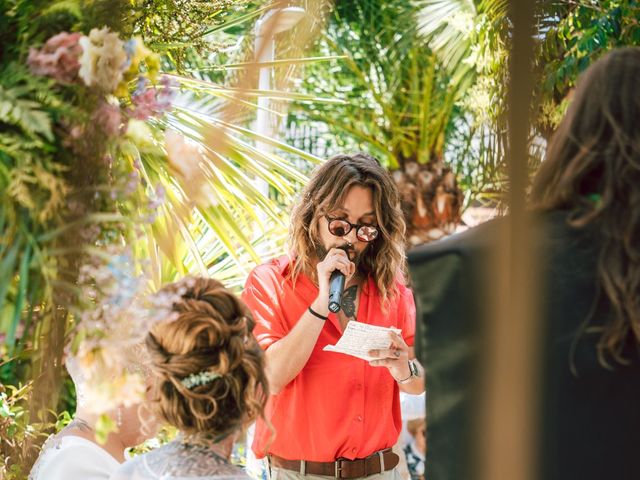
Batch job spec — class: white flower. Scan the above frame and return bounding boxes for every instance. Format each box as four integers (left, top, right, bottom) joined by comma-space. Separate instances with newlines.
448, 11, 474, 36
164, 130, 219, 205
66, 248, 184, 416
83, 371, 146, 414
165, 130, 203, 180
78, 27, 127, 92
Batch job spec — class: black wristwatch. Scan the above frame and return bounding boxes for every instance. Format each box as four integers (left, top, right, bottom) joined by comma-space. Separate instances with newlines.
397, 359, 420, 384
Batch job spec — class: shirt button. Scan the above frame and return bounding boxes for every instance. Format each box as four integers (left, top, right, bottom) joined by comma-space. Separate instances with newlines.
351, 447, 357, 454
356, 415, 363, 422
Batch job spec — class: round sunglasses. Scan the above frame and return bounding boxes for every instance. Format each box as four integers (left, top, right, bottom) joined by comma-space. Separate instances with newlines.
325, 216, 379, 242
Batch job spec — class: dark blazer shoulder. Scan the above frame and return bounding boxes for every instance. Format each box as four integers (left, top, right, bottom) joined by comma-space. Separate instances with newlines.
408, 217, 506, 263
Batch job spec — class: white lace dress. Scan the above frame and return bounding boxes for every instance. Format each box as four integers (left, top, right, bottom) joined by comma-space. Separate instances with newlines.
109, 441, 251, 480
29, 435, 120, 480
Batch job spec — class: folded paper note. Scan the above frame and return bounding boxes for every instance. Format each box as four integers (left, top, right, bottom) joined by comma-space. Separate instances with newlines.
323, 321, 402, 361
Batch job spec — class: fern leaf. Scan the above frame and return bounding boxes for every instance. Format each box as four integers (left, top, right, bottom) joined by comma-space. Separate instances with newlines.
0, 84, 54, 141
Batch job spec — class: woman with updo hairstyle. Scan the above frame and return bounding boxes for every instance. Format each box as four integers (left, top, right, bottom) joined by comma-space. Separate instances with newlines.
111, 277, 269, 480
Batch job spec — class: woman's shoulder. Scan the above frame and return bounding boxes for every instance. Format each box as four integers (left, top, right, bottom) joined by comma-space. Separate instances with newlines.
111, 459, 251, 480
111, 443, 251, 480
30, 435, 119, 480
108, 455, 147, 479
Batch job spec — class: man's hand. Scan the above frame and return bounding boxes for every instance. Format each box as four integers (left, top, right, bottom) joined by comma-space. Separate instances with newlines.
315, 248, 355, 301
264, 249, 356, 395
368, 332, 425, 394
367, 331, 412, 381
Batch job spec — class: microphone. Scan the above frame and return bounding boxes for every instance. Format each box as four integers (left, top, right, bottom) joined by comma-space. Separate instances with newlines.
328, 270, 346, 313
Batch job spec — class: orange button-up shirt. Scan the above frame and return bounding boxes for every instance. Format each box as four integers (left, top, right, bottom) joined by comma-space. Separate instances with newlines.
242, 256, 416, 462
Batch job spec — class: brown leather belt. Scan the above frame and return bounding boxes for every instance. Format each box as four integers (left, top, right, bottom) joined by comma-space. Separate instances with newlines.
269, 449, 399, 478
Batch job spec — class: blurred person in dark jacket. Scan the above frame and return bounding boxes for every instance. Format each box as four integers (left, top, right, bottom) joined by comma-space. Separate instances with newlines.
408, 47, 640, 480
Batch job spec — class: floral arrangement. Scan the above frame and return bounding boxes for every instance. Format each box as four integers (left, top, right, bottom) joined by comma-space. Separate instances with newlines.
67, 250, 183, 417
6, 26, 184, 434
27, 27, 174, 131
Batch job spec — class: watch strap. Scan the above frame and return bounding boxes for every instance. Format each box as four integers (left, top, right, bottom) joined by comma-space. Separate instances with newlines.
397, 360, 419, 384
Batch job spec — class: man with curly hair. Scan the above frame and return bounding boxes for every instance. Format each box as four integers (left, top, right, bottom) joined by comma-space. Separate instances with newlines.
243, 152, 425, 480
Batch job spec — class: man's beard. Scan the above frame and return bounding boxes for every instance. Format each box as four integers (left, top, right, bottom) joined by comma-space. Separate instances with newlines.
314, 242, 363, 270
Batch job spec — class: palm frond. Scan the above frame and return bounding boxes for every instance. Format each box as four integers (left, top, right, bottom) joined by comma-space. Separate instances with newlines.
416, 0, 507, 81
289, 0, 462, 169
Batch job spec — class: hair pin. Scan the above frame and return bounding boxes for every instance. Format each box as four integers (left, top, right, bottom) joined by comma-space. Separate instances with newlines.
180, 370, 221, 389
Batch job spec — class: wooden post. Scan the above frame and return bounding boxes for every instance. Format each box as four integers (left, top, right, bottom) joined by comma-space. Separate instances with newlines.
478, 2, 541, 480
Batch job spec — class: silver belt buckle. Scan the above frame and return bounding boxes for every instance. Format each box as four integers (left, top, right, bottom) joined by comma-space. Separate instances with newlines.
334, 459, 344, 479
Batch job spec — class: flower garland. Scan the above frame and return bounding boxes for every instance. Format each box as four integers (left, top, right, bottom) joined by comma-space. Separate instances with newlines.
25, 27, 184, 418
28, 27, 175, 129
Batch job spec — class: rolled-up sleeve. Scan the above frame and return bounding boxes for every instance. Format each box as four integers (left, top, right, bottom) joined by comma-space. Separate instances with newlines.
242, 266, 288, 350
398, 284, 416, 347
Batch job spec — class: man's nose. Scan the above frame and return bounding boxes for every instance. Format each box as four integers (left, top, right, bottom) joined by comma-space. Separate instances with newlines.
345, 226, 359, 243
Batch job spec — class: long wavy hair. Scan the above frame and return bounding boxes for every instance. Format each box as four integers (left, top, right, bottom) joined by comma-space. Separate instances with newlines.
531, 47, 640, 366
289, 152, 407, 302
146, 277, 269, 438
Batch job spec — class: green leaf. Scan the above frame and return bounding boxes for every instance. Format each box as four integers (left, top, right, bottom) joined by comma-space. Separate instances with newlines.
199, 4, 271, 36
0, 84, 54, 142
0, 238, 22, 319
189, 56, 347, 72
6, 242, 31, 352
0, 397, 12, 418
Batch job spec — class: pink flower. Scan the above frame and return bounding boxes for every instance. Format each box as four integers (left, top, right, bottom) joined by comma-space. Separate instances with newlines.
92, 102, 124, 137
128, 75, 176, 120
157, 75, 178, 110
27, 32, 82, 84
129, 88, 157, 120
69, 125, 83, 139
